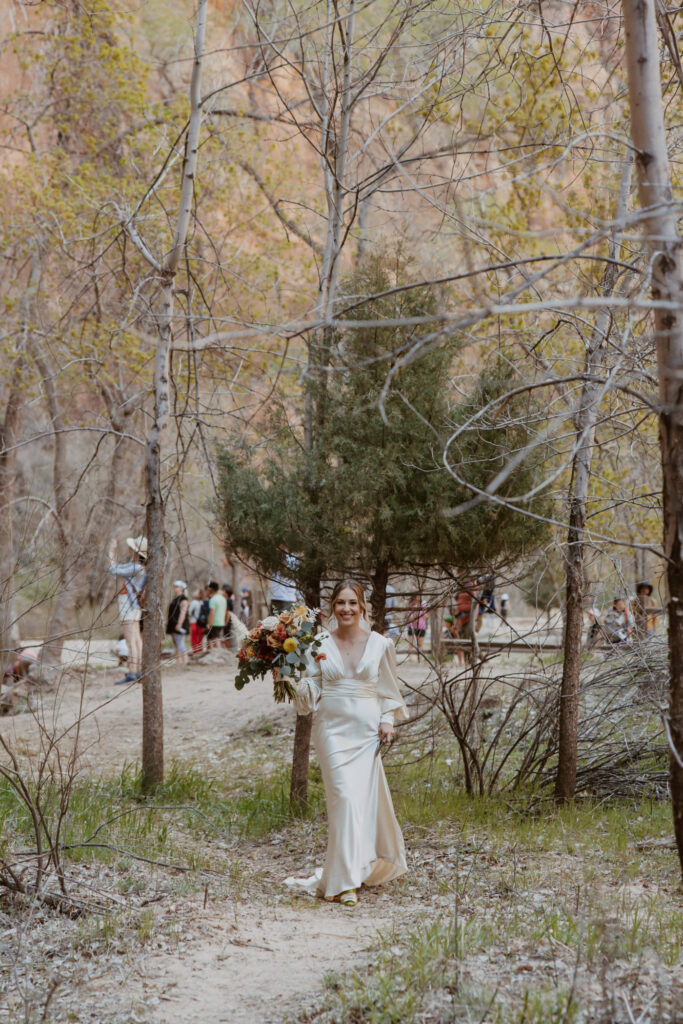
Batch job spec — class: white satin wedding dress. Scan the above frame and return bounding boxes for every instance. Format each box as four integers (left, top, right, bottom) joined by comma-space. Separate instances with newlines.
288, 630, 409, 900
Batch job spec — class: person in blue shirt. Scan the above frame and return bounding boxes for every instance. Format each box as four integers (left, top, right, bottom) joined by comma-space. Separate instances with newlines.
107, 535, 147, 685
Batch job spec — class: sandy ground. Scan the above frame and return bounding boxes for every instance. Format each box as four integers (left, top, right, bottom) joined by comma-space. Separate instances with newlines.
6, 613, 553, 770
1, 650, 434, 1024
4, 651, 294, 770
2, 637, 681, 1024
63, 895, 399, 1024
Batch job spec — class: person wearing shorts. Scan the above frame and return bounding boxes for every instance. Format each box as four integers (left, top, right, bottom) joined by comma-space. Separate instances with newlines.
107, 535, 147, 685
407, 597, 427, 652
206, 581, 227, 648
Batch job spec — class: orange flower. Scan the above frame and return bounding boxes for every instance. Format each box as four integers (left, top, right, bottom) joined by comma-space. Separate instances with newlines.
266, 625, 286, 648
315, 653, 327, 662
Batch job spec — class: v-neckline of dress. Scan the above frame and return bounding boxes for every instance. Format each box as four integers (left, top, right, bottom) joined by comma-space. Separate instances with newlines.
328, 631, 374, 677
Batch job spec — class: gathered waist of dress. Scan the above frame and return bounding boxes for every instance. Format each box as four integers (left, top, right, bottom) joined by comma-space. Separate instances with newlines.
322, 678, 378, 699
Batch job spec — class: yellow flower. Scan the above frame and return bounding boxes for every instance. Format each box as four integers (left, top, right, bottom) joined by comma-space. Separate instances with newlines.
283, 637, 298, 653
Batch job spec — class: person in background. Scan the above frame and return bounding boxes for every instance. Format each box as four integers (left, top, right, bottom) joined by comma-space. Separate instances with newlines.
384, 583, 400, 639
1, 647, 41, 712
239, 586, 252, 627
271, 547, 299, 614
221, 583, 234, 649
443, 614, 465, 665
454, 581, 477, 639
479, 575, 496, 614
107, 535, 147, 685
166, 581, 189, 665
603, 595, 634, 644
500, 593, 510, 621
206, 581, 227, 648
197, 587, 211, 644
3, 647, 40, 684
631, 581, 662, 641
188, 588, 205, 654
407, 596, 427, 653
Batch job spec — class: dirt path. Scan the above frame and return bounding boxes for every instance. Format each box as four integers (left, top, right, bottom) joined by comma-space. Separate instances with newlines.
4, 653, 294, 770
3, 652, 432, 1024
82, 897, 397, 1024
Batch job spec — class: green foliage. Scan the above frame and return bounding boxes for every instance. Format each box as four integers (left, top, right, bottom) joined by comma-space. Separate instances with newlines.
216, 252, 551, 603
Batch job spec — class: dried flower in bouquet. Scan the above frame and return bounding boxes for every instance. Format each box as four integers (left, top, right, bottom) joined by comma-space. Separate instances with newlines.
235, 605, 322, 702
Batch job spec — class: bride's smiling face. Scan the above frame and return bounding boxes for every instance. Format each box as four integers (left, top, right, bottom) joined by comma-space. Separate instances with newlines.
333, 587, 363, 628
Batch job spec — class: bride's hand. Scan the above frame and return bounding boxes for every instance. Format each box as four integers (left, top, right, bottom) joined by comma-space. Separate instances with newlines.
378, 722, 394, 745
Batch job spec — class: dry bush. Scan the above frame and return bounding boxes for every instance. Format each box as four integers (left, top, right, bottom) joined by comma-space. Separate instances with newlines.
415, 634, 668, 799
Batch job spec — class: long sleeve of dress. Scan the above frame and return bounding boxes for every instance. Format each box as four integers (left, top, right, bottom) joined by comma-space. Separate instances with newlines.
291, 650, 322, 715
377, 639, 409, 723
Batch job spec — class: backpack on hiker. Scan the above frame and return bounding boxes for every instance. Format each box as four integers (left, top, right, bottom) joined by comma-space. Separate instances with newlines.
196, 597, 210, 630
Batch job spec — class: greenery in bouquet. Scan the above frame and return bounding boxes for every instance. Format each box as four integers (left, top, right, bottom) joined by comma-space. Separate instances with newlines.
235, 605, 324, 702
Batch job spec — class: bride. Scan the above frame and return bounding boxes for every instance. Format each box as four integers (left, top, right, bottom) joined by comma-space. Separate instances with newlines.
291, 580, 408, 906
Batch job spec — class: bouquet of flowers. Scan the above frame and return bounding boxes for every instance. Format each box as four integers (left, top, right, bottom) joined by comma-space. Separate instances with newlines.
235, 605, 324, 702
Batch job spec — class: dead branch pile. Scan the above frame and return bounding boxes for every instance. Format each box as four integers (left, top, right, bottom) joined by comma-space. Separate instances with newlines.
423, 637, 668, 798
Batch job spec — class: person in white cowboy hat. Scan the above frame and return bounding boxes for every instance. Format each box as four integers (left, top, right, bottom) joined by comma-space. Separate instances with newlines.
107, 535, 147, 685
166, 580, 189, 665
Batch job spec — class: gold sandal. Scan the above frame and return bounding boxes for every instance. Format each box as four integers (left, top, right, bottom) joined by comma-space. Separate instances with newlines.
338, 889, 358, 907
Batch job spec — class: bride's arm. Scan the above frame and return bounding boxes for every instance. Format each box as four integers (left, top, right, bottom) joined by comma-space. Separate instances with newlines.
291, 650, 323, 715
377, 639, 409, 724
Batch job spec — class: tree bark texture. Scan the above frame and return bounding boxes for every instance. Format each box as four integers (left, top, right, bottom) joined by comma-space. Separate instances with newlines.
86, 384, 136, 606
294, 2, 359, 806
140, 0, 207, 791
430, 605, 444, 664
289, 578, 321, 808
554, 156, 632, 803
0, 366, 24, 659
369, 560, 389, 634
623, 0, 683, 875
27, 340, 71, 670
290, 712, 313, 809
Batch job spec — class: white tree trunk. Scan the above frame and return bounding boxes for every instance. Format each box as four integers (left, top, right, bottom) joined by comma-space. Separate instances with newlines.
555, 155, 632, 802
623, 0, 683, 875
141, 0, 208, 790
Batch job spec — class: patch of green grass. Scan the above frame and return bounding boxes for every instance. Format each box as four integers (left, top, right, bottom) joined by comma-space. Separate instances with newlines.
303, 753, 680, 1024
0, 754, 326, 883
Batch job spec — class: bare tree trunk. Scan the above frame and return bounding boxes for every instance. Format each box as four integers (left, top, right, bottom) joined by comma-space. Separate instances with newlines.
141, 325, 170, 790
27, 341, 72, 670
623, 0, 683, 875
293, 4, 358, 807
86, 385, 136, 606
369, 560, 389, 634
139, 0, 208, 791
0, 367, 24, 659
290, 713, 313, 810
1, 255, 40, 657
430, 605, 444, 664
289, 578, 320, 809
464, 624, 481, 787
555, 156, 632, 803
